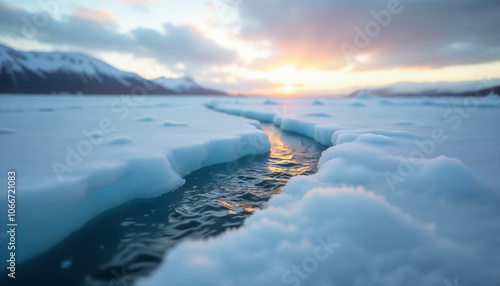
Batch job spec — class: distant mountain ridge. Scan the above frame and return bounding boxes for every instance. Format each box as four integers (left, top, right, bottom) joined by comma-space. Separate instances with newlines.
0, 44, 226, 95
152, 76, 224, 95
348, 80, 500, 98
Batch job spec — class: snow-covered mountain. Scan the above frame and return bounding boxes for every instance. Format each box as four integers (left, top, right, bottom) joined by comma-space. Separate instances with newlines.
0, 44, 225, 95
153, 76, 225, 95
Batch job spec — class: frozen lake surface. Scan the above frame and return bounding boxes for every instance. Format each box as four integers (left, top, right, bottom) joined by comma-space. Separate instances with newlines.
1, 94, 500, 285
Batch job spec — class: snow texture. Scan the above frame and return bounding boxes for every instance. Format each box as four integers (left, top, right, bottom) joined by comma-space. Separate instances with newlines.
139, 95, 500, 286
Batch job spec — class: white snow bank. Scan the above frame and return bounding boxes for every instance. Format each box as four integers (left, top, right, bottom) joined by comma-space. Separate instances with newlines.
208, 96, 500, 188
0, 95, 271, 263
138, 186, 498, 286
140, 96, 500, 285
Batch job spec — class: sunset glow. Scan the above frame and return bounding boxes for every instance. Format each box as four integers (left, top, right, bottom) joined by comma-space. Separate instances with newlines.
279, 84, 297, 93
1, 0, 499, 96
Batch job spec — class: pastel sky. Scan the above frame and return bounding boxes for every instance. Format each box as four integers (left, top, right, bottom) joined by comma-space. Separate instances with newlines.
1, 0, 500, 96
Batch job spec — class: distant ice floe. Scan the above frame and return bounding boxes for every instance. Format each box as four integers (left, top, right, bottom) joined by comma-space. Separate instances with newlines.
37, 108, 55, 112
139, 116, 156, 122
0, 127, 17, 134
356, 91, 372, 99
162, 121, 188, 127
263, 99, 280, 105
304, 112, 332, 117
379, 94, 500, 108
108, 136, 133, 145
312, 99, 324, 105
349, 101, 366, 107
394, 121, 413, 126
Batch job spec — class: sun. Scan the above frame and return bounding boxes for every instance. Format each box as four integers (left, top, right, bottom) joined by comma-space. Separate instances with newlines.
280, 84, 296, 93
355, 53, 370, 63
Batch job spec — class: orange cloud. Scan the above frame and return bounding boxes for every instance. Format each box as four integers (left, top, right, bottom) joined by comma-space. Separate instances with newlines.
74, 8, 115, 24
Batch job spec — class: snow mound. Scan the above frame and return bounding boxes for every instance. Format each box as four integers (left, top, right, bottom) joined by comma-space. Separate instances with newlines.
138, 184, 498, 286
349, 101, 365, 107
163, 121, 188, 127
108, 136, 133, 145
304, 113, 332, 118
139, 116, 156, 122
263, 99, 280, 105
395, 121, 412, 126
0, 127, 16, 134
38, 108, 55, 112
356, 91, 371, 99
331, 129, 417, 145
312, 99, 324, 105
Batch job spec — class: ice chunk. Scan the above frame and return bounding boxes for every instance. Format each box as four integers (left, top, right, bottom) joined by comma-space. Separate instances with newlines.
0, 127, 16, 134
108, 136, 133, 145
163, 121, 188, 127
263, 99, 279, 105
139, 116, 156, 122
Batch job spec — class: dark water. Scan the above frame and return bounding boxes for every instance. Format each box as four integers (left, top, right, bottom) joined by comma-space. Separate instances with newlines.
9, 124, 327, 286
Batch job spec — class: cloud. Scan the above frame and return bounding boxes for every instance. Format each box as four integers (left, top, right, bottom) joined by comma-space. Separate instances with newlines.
116, 0, 157, 12
132, 24, 237, 69
74, 8, 115, 24
200, 77, 282, 94
0, 3, 135, 53
0, 3, 236, 73
118, 0, 156, 5
235, 0, 500, 71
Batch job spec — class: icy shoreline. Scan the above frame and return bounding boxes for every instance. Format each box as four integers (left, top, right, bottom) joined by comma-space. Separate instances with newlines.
0, 96, 271, 263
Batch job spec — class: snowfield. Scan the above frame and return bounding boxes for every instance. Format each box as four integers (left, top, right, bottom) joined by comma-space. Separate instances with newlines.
138, 94, 500, 286
1, 94, 499, 285
0, 95, 270, 262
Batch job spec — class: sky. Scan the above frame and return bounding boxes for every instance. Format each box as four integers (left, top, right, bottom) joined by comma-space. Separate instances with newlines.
0, 0, 500, 96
